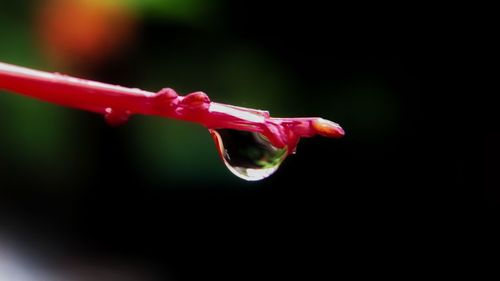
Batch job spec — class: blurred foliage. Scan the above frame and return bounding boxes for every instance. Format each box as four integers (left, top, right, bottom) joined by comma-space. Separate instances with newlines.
0, 2, 77, 183
129, 117, 227, 184
123, 0, 219, 23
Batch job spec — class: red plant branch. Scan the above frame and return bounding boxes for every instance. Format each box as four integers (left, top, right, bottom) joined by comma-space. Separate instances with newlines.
0, 62, 344, 152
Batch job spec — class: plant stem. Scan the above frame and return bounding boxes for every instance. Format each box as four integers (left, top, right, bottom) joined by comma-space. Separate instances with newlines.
0, 62, 153, 114
0, 61, 344, 151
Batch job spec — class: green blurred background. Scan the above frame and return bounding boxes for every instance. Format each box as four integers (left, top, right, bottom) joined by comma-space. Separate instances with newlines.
0, 1, 485, 280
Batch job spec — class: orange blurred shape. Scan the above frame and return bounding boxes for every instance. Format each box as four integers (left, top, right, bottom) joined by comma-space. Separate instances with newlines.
36, 0, 137, 67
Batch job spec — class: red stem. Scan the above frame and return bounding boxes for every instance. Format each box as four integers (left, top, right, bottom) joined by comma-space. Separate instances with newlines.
0, 62, 344, 151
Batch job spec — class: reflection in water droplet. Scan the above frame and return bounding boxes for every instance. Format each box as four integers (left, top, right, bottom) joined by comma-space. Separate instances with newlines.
209, 129, 288, 181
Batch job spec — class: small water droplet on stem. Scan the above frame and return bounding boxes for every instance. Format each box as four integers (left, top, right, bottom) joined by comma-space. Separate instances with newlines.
104, 107, 130, 126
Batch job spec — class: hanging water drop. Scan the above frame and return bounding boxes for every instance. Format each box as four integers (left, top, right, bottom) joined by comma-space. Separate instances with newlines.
209, 129, 288, 181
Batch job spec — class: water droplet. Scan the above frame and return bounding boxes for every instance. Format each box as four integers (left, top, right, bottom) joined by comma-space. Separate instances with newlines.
104, 107, 129, 126
209, 129, 288, 181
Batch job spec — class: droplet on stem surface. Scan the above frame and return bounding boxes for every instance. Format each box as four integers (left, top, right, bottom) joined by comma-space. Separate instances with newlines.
209, 129, 288, 181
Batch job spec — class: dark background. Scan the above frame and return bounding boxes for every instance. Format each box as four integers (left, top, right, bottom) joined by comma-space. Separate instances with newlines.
0, 1, 492, 280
